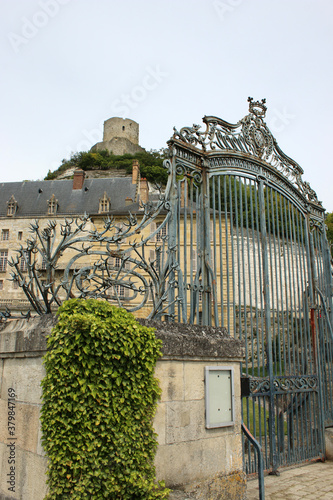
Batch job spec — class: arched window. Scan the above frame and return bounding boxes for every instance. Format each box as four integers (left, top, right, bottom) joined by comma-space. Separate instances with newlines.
99, 192, 110, 213
48, 194, 58, 215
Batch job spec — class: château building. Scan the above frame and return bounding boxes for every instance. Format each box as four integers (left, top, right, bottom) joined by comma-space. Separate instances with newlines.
0, 161, 155, 315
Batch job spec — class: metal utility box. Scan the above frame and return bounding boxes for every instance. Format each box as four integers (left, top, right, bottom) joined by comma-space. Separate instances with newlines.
205, 367, 234, 428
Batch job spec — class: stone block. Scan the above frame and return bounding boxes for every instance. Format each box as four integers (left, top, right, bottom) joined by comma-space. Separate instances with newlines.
217, 430, 243, 473
155, 440, 205, 487
184, 360, 238, 402
0, 400, 40, 454
154, 402, 166, 446
197, 433, 242, 477
325, 427, 333, 460
165, 400, 206, 444
0, 442, 48, 500
155, 361, 184, 402
0, 358, 45, 405
0, 316, 55, 357
184, 362, 205, 401
155, 434, 242, 488
20, 449, 48, 500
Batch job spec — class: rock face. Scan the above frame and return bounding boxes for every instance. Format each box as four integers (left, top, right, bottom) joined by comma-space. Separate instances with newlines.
91, 117, 146, 156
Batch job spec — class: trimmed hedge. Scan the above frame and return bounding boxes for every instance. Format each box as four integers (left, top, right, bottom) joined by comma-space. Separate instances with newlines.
40, 299, 169, 499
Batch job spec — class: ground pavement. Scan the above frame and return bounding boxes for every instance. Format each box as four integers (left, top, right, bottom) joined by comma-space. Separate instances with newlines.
168, 460, 333, 500
246, 460, 333, 499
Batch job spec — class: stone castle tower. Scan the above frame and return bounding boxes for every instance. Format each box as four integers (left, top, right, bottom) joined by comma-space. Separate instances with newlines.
91, 117, 145, 156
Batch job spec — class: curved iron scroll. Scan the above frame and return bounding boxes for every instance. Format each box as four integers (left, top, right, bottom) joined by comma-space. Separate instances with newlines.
8, 173, 182, 319
250, 376, 319, 395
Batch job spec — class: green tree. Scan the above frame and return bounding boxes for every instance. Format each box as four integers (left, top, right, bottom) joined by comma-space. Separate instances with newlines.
325, 212, 333, 256
45, 149, 168, 185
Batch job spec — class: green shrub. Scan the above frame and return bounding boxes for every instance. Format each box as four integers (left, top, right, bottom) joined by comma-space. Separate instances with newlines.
44, 149, 168, 185
41, 299, 169, 499
325, 212, 333, 257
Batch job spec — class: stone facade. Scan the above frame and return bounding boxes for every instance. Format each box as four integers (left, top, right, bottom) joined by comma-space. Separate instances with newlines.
0, 317, 246, 500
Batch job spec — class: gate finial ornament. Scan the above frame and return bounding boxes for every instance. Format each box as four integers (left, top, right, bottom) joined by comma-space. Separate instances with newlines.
248, 97, 267, 117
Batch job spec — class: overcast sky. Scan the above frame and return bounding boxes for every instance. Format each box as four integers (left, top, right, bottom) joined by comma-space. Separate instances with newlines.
1, 0, 332, 211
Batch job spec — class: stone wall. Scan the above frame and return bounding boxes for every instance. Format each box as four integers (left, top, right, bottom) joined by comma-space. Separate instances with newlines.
0, 316, 56, 500
141, 320, 246, 499
0, 316, 245, 500
103, 118, 139, 145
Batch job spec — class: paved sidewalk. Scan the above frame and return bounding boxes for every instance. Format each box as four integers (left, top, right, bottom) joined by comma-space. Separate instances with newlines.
246, 460, 333, 499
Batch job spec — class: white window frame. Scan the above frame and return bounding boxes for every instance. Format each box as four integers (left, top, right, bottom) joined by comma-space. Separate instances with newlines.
1, 229, 9, 241
0, 250, 8, 272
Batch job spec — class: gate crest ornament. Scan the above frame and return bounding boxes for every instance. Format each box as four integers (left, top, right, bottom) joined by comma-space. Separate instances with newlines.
172, 97, 321, 205
240, 97, 274, 159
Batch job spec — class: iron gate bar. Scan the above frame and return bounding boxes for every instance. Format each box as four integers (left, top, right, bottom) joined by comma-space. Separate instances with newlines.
258, 177, 278, 472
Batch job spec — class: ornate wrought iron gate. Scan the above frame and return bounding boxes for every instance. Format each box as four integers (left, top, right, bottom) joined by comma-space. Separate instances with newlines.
166, 98, 333, 473
8, 98, 333, 474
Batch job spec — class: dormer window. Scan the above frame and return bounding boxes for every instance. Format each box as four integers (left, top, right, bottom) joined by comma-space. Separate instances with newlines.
7, 195, 17, 216
99, 192, 110, 213
48, 194, 58, 215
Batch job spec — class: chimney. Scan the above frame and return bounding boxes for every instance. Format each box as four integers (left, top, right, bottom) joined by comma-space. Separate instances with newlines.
139, 178, 149, 205
132, 159, 139, 184
73, 169, 85, 190
125, 197, 133, 206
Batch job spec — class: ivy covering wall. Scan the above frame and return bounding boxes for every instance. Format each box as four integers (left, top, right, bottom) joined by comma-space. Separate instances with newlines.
40, 299, 169, 499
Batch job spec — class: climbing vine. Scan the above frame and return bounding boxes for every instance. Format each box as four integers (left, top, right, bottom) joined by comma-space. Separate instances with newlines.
40, 299, 169, 499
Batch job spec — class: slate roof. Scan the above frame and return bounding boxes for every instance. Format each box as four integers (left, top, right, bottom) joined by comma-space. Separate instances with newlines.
0, 177, 138, 217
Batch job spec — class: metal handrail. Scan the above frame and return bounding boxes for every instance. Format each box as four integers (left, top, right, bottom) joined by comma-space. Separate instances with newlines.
242, 422, 265, 500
